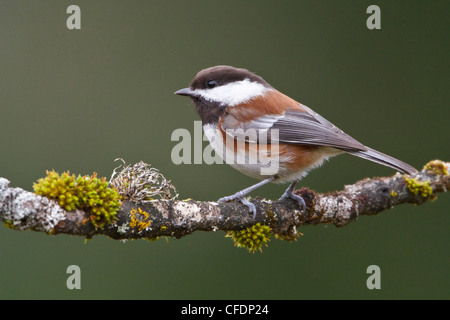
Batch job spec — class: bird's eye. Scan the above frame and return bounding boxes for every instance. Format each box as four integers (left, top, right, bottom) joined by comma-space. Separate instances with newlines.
206, 80, 217, 89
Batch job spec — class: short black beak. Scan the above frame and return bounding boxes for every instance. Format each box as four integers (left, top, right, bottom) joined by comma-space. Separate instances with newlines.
174, 87, 195, 97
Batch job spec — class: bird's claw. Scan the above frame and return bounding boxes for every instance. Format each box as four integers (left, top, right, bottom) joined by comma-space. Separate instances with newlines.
279, 190, 306, 212
218, 195, 257, 219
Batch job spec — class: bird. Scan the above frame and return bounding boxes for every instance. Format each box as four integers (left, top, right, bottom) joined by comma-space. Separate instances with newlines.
175, 65, 417, 218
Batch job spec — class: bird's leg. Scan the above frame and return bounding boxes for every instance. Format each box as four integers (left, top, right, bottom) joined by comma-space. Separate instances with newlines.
218, 177, 274, 219
279, 180, 306, 212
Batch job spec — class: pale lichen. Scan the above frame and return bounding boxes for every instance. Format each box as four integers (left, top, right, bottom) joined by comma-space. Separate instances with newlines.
117, 223, 130, 235
110, 158, 178, 202
0, 178, 65, 232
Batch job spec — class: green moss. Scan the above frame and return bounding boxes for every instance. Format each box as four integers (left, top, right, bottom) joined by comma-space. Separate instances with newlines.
226, 223, 272, 253
33, 170, 121, 228
145, 236, 169, 242
274, 230, 302, 242
405, 177, 433, 198
33, 171, 78, 211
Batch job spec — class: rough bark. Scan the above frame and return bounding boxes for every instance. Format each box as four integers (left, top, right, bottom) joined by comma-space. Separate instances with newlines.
0, 160, 448, 241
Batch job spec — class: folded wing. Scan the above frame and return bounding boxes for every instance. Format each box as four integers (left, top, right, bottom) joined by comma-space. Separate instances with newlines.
222, 104, 417, 175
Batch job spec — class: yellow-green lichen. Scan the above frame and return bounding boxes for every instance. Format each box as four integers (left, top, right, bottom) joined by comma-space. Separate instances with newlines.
266, 204, 277, 222
226, 223, 272, 253
405, 177, 433, 198
33, 170, 121, 228
3, 219, 14, 229
390, 190, 398, 198
424, 160, 448, 176
129, 208, 152, 231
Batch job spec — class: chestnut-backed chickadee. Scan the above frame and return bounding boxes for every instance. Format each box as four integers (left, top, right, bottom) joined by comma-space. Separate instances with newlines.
175, 65, 417, 217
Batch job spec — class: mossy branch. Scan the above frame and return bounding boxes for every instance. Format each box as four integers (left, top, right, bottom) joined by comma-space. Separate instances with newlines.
0, 160, 448, 246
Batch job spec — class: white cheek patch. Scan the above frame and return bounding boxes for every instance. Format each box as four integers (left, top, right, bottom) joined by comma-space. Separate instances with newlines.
195, 78, 271, 107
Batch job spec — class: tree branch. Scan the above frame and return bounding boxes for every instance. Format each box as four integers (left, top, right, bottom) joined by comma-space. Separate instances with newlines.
1, 160, 448, 242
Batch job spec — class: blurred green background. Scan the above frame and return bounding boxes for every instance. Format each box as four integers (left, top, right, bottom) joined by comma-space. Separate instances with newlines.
0, 0, 448, 299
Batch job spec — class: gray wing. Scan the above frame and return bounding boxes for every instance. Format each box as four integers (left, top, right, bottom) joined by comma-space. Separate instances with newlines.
221, 105, 417, 175
223, 105, 366, 152
269, 106, 367, 151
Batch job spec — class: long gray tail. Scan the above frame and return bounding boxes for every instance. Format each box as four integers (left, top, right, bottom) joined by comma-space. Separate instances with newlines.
346, 147, 417, 175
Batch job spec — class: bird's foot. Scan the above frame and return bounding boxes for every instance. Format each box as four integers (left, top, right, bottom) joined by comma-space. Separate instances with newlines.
218, 193, 257, 219
279, 189, 306, 212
